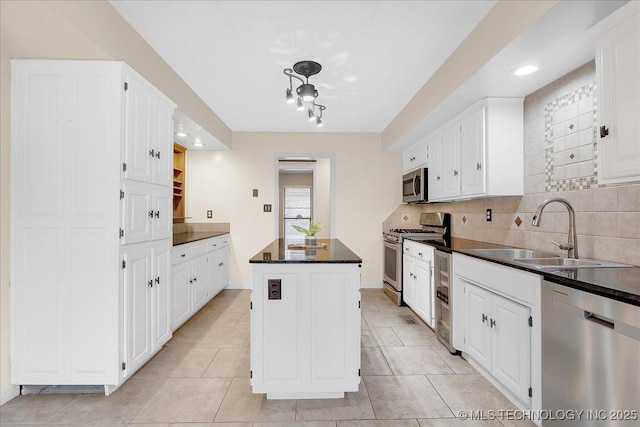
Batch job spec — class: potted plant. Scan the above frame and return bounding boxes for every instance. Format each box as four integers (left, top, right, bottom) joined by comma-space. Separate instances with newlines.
292, 221, 322, 246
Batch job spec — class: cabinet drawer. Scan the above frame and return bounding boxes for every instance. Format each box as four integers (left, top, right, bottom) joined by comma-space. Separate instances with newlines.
172, 245, 190, 265
190, 242, 207, 259
404, 240, 434, 261
207, 235, 230, 252
453, 253, 540, 306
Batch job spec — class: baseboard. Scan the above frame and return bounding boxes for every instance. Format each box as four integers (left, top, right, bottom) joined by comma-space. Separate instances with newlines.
1, 384, 20, 406
360, 282, 383, 289
224, 282, 250, 290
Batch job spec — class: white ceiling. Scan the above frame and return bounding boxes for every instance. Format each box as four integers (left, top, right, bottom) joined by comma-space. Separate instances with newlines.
110, 0, 627, 150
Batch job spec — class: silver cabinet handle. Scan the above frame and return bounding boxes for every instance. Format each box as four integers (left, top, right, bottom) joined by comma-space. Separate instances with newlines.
477, 162, 482, 170
482, 314, 487, 323
490, 318, 496, 328
436, 175, 441, 181
181, 254, 186, 258
149, 149, 155, 157
148, 279, 153, 288
453, 170, 458, 176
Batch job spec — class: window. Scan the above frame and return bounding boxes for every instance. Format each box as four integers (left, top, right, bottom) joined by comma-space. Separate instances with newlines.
283, 186, 311, 241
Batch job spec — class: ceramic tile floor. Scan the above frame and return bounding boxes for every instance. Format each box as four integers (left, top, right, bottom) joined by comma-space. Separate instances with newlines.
0, 289, 536, 426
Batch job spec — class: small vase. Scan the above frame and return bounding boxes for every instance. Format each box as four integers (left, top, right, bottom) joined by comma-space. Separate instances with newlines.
305, 236, 317, 246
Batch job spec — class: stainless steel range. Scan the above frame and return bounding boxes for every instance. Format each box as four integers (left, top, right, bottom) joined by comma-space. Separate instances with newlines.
382, 212, 450, 305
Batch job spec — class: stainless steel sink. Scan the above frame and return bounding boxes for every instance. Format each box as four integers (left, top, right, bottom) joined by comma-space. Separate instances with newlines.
513, 257, 631, 269
467, 247, 632, 269
468, 248, 560, 259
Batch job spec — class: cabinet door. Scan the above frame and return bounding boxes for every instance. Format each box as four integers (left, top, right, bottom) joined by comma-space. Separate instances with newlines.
441, 124, 461, 198
151, 100, 174, 186
220, 247, 229, 292
152, 242, 172, 349
172, 261, 191, 330
427, 134, 444, 200
123, 244, 152, 375
414, 258, 432, 327
207, 250, 222, 299
491, 294, 531, 403
191, 255, 208, 312
123, 75, 154, 183
402, 254, 416, 307
464, 283, 491, 371
122, 181, 152, 244
596, 9, 640, 184
151, 186, 172, 240
309, 269, 360, 387
460, 106, 486, 196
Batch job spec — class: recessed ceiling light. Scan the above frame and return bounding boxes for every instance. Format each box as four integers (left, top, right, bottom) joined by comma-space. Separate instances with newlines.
175, 131, 188, 138
193, 142, 203, 147
513, 65, 538, 76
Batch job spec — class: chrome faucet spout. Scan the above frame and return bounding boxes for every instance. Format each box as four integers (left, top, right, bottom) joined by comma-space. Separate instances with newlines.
531, 197, 578, 258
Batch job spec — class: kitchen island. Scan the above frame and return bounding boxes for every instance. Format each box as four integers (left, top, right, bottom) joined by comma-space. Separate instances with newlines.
249, 239, 362, 399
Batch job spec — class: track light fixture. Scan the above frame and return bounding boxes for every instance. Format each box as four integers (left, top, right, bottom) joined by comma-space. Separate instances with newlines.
284, 60, 326, 125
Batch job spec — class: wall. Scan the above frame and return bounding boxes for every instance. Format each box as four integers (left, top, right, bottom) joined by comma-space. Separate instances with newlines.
186, 133, 402, 287
0, 0, 229, 397
420, 61, 640, 267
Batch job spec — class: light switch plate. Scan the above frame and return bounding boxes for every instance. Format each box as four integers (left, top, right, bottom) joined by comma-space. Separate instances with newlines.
253, 189, 259, 197
263, 204, 272, 212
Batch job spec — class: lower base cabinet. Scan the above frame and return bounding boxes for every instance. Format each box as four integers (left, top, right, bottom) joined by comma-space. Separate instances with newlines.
453, 253, 541, 412
171, 234, 230, 331
122, 240, 172, 377
464, 282, 531, 403
250, 263, 361, 399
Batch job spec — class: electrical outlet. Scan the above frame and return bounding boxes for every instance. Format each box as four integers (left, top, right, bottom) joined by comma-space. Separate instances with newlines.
206, 210, 213, 219
486, 209, 492, 222
263, 204, 272, 212
268, 279, 281, 300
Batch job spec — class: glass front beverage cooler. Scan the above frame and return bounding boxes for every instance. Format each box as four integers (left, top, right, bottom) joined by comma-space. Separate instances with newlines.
434, 250, 457, 353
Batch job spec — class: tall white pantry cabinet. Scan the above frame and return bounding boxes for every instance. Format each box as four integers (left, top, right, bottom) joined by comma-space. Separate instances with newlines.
11, 60, 176, 393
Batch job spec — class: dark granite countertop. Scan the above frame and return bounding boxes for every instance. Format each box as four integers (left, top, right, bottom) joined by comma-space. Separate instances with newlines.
406, 237, 640, 307
173, 231, 229, 246
249, 239, 362, 264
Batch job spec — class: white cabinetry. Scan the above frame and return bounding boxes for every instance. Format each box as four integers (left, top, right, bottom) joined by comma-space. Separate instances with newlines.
429, 98, 523, 202
122, 182, 172, 244
250, 263, 361, 399
426, 132, 444, 200
11, 60, 175, 392
123, 241, 172, 376
453, 253, 541, 412
403, 240, 435, 327
123, 71, 174, 187
171, 235, 230, 331
592, 1, 640, 184
402, 139, 428, 173
207, 236, 230, 298
464, 282, 531, 404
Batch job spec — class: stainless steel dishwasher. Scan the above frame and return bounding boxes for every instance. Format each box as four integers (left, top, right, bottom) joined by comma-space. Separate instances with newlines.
542, 280, 640, 426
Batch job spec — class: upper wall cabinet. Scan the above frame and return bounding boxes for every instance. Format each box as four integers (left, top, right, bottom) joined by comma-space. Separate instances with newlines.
123, 71, 175, 187
402, 138, 428, 173
428, 98, 524, 202
592, 1, 640, 185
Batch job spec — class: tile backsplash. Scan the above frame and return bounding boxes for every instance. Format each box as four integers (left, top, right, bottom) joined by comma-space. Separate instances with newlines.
415, 61, 639, 267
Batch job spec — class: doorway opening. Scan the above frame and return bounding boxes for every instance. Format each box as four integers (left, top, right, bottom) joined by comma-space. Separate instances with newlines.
275, 155, 334, 241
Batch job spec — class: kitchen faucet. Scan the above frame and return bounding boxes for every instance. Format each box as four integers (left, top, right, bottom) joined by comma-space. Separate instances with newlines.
531, 197, 579, 259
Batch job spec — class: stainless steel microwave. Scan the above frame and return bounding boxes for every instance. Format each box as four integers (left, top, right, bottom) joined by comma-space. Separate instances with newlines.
402, 168, 428, 203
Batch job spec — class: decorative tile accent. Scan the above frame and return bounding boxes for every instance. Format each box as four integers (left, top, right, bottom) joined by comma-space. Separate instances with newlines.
544, 82, 600, 192
514, 216, 523, 227
462, 216, 467, 224
403, 215, 409, 221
